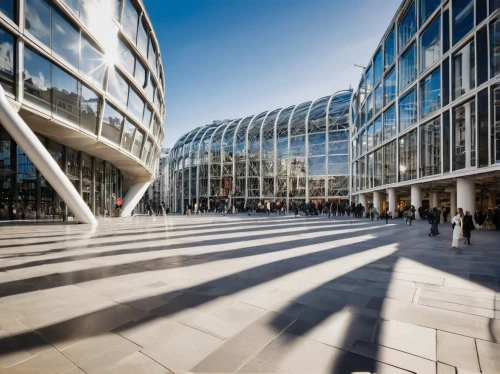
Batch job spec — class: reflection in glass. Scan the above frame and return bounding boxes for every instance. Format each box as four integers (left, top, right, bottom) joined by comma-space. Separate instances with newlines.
0, 28, 15, 94
443, 109, 451, 172
399, 129, 417, 181
52, 10, 79, 68
374, 149, 383, 187
308, 133, 325, 156
122, 0, 139, 43
148, 42, 157, 77
453, 0, 474, 45
367, 124, 373, 151
452, 39, 475, 100
79, 84, 99, 133
101, 103, 123, 145
399, 2, 416, 50
453, 98, 476, 170
127, 87, 144, 122
399, 88, 417, 132
374, 84, 383, 114
121, 119, 136, 152
384, 105, 396, 140
143, 106, 153, 129
366, 94, 373, 123
24, 48, 51, 111
385, 27, 395, 68
52, 65, 79, 124
399, 44, 416, 92
62, 0, 79, 15
420, 0, 440, 25
365, 65, 373, 93
142, 139, 152, 163
134, 60, 146, 87
374, 116, 382, 148
490, 19, 500, 78
0, 0, 15, 21
107, 68, 129, 109
80, 37, 105, 87
132, 130, 143, 158
373, 49, 383, 84
137, 17, 148, 58
25, 0, 51, 47
420, 68, 441, 119
420, 16, 441, 73
117, 39, 135, 76
384, 68, 396, 104
308, 157, 326, 175
384, 140, 397, 184
420, 118, 441, 176
145, 74, 155, 103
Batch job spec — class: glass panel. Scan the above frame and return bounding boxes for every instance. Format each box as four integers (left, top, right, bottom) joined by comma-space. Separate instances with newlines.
122, 0, 138, 43
420, 0, 440, 25
399, 129, 417, 181
79, 84, 99, 133
453, 98, 475, 170
134, 59, 146, 87
0, 0, 15, 21
308, 157, 326, 175
452, 0, 474, 45
420, 118, 441, 177
80, 36, 105, 86
373, 49, 383, 84
52, 10, 79, 68
367, 124, 373, 151
366, 93, 373, 122
132, 130, 143, 158
399, 2, 416, 50
476, 27, 488, 86
365, 65, 373, 94
62, 0, 79, 15
121, 119, 135, 152
23, 47, 51, 111
399, 88, 417, 132
491, 0, 500, 13
141, 139, 152, 163
148, 42, 157, 77
0, 27, 15, 95
127, 87, 144, 122
490, 19, 500, 78
477, 89, 488, 168
443, 110, 451, 172
107, 68, 129, 109
384, 105, 396, 140
25, 0, 51, 47
145, 73, 155, 102
101, 103, 123, 145
137, 17, 148, 58
374, 84, 383, 114
399, 44, 416, 92
52, 65, 79, 124
494, 86, 500, 163
442, 57, 450, 106
443, 8, 450, 53
477, 0, 487, 24
384, 68, 396, 104
374, 116, 382, 148
452, 39, 475, 100
420, 16, 441, 73
143, 106, 152, 128
385, 27, 395, 68
420, 68, 441, 119
374, 148, 383, 187
117, 39, 135, 76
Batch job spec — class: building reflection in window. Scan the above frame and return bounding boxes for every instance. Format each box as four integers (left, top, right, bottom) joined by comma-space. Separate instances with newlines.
0, 27, 15, 95
399, 129, 417, 181
420, 118, 441, 177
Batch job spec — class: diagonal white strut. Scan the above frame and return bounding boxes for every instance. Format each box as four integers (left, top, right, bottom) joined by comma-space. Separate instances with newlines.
0, 85, 97, 225
121, 180, 152, 217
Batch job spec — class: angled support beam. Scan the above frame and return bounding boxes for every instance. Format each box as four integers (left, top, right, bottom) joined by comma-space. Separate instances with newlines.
121, 180, 152, 217
0, 86, 97, 225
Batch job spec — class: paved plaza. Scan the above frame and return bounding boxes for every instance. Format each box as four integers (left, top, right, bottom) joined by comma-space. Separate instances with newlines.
0, 215, 499, 373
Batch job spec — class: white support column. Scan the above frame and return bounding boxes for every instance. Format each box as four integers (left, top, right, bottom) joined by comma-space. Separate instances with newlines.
359, 193, 367, 208
449, 188, 457, 218
430, 191, 439, 210
373, 191, 381, 213
0, 86, 97, 224
386, 188, 396, 215
457, 177, 476, 214
121, 180, 153, 217
411, 185, 422, 219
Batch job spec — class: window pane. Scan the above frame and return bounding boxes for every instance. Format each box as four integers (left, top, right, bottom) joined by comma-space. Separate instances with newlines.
477, 27, 488, 86
145, 73, 155, 102
373, 49, 383, 83
308, 157, 326, 175
384, 140, 397, 184
25, 0, 51, 47
452, 39, 475, 100
143, 106, 152, 128
122, 0, 138, 43
62, 0, 79, 15
399, 44, 416, 92
141, 139, 152, 163
491, 0, 500, 14
80, 37, 105, 87
453, 98, 475, 170
420, 16, 441, 73
117, 39, 135, 76
384, 68, 396, 104
476, 0, 487, 25
366, 93, 373, 123
107, 68, 129, 109
477, 89, 488, 168
134, 59, 146, 87
79, 84, 99, 134
52, 10, 79, 68
420, 68, 441, 119
452, 0, 474, 45
490, 19, 500, 78
374, 116, 382, 148
399, 2, 416, 50
399, 129, 417, 181
52, 65, 79, 124
121, 119, 136, 152
127, 87, 144, 122
385, 27, 395, 68
443, 8, 450, 53
101, 103, 123, 145
384, 105, 396, 140
420, 118, 441, 177
132, 130, 143, 158
442, 57, 450, 106
365, 65, 373, 93
148, 42, 157, 77
420, 0, 440, 25
0, 27, 15, 95
399, 88, 417, 131
137, 17, 148, 58
374, 84, 383, 114
0, 0, 16, 21
23, 47, 51, 111
443, 110, 451, 172
367, 124, 373, 151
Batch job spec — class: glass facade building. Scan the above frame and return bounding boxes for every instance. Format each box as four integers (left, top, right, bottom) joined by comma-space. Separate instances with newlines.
0, 0, 165, 220
167, 91, 351, 213
351, 0, 500, 215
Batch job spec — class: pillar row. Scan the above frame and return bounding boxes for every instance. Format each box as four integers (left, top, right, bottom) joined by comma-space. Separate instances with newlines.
359, 193, 367, 208
457, 178, 476, 214
386, 188, 396, 216
411, 185, 422, 219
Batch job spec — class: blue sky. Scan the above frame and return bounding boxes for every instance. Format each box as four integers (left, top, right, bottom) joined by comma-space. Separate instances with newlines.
143, 0, 402, 148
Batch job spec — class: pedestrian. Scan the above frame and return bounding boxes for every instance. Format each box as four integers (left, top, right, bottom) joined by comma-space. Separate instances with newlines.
452, 208, 463, 248
384, 210, 389, 224
409, 205, 415, 226
146, 201, 154, 216
429, 208, 440, 236
462, 210, 475, 245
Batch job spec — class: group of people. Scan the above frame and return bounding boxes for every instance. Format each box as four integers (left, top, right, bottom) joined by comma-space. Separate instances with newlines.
146, 201, 169, 216
452, 208, 476, 248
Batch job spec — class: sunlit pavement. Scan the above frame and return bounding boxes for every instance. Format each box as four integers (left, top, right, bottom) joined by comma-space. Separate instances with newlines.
0, 215, 499, 374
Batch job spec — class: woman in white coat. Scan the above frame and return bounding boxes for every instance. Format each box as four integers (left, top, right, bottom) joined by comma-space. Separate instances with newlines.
452, 208, 463, 248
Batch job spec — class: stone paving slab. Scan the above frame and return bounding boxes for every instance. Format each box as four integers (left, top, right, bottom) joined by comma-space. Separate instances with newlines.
0, 215, 499, 373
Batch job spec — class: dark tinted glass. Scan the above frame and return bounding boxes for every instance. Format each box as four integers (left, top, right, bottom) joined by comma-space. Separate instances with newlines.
443, 9, 450, 53
491, 0, 500, 13
476, 0, 487, 25
452, 0, 474, 45
442, 57, 449, 106
477, 27, 488, 85
0, 27, 15, 95
0, 0, 16, 22
443, 110, 450, 173
478, 89, 489, 167
420, 0, 440, 25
